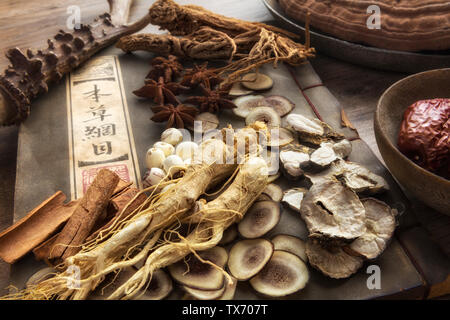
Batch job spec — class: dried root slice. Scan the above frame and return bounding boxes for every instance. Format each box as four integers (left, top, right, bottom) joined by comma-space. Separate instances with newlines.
348, 198, 397, 260
139, 269, 173, 300
241, 73, 273, 91
183, 284, 226, 300
267, 128, 295, 148
286, 113, 344, 145
218, 276, 238, 300
219, 224, 238, 245
168, 246, 228, 291
271, 234, 307, 262
305, 240, 363, 279
245, 107, 281, 128
188, 112, 219, 133
228, 239, 274, 281
280, 149, 310, 180
282, 188, 308, 213
238, 201, 281, 239
300, 179, 366, 242
263, 95, 294, 117
228, 82, 253, 97
232, 95, 265, 118
258, 183, 283, 202
324, 139, 352, 159
250, 250, 309, 297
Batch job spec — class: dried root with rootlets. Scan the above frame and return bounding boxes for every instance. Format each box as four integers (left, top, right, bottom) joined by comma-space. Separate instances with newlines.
1, 140, 268, 300
116, 0, 315, 86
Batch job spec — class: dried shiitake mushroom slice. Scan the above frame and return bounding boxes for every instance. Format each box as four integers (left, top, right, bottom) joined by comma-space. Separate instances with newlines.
258, 183, 283, 202
232, 95, 265, 118
305, 239, 363, 279
241, 73, 273, 91
347, 198, 397, 260
228, 239, 274, 281
300, 179, 366, 242
281, 188, 308, 213
168, 246, 228, 291
249, 250, 309, 297
286, 113, 344, 145
271, 234, 307, 262
238, 201, 281, 239
309, 143, 338, 168
245, 107, 281, 128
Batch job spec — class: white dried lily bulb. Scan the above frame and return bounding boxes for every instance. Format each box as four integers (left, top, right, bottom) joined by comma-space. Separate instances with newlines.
161, 128, 183, 146
145, 147, 166, 169
176, 141, 199, 161
153, 141, 175, 157
143, 168, 166, 187
163, 154, 184, 173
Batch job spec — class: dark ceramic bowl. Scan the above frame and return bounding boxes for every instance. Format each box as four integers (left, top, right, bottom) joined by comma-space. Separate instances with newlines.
374, 68, 450, 215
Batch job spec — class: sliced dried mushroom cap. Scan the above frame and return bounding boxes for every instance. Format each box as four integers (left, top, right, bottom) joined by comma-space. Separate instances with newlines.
310, 144, 338, 168
348, 198, 397, 260
232, 95, 265, 118
263, 95, 295, 117
245, 107, 281, 128
305, 159, 389, 195
258, 183, 283, 202
241, 73, 273, 91
280, 150, 310, 180
188, 112, 219, 133
300, 179, 366, 242
138, 269, 173, 300
228, 239, 274, 280
305, 239, 364, 279
267, 127, 295, 148
335, 161, 389, 195
219, 224, 238, 245
328, 139, 352, 159
271, 234, 307, 262
183, 283, 226, 300
228, 82, 254, 96
218, 276, 238, 300
286, 113, 344, 145
238, 201, 281, 239
282, 188, 308, 213
168, 246, 228, 291
249, 250, 309, 297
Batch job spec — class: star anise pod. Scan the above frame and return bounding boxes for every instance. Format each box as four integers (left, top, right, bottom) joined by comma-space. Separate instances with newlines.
151, 103, 199, 129
180, 62, 223, 89
185, 85, 236, 113
146, 55, 184, 83
133, 76, 189, 105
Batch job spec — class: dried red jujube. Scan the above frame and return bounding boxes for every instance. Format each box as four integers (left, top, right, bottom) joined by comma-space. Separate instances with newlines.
398, 98, 450, 179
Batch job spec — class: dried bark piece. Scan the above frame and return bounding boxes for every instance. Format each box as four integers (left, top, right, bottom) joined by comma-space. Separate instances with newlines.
305, 239, 363, 279
300, 179, 366, 242
0, 191, 77, 264
348, 198, 397, 260
49, 169, 120, 261
279, 0, 450, 52
0, 0, 153, 125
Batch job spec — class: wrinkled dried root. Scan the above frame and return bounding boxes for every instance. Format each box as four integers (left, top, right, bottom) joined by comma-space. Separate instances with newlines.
1, 162, 236, 300
108, 157, 269, 300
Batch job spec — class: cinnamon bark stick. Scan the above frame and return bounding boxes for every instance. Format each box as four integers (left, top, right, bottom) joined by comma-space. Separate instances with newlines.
0, 191, 77, 264
49, 169, 120, 261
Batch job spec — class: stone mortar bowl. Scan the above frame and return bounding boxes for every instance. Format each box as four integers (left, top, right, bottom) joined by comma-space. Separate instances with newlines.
374, 68, 450, 215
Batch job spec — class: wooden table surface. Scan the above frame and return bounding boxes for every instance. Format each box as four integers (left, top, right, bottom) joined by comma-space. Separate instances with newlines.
0, 0, 447, 297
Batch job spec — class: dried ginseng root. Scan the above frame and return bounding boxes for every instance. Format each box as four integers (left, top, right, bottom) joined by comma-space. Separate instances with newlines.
116, 0, 315, 87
